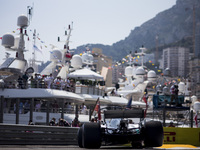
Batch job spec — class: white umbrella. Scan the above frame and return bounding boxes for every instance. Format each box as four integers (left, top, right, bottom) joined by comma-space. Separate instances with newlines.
67, 67, 104, 80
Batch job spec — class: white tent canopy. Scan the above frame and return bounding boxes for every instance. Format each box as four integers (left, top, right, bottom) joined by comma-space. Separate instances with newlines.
67, 67, 104, 80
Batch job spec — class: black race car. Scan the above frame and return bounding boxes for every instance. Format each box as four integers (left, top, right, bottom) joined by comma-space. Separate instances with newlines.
77, 109, 163, 149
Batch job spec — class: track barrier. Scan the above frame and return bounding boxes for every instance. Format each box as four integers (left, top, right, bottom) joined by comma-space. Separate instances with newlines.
164, 127, 200, 146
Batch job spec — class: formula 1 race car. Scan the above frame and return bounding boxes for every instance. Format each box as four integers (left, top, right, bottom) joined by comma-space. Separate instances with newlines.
77, 109, 163, 149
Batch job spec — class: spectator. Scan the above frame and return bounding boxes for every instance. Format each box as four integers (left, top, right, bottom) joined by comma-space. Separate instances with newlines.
41, 101, 46, 112
26, 120, 34, 133
34, 73, 39, 88
53, 76, 62, 89
39, 75, 46, 88
19, 101, 24, 114
28, 119, 34, 125
69, 79, 75, 92
58, 118, 70, 127
66, 78, 71, 91
66, 102, 72, 113
52, 101, 59, 113
44, 74, 54, 89
29, 76, 35, 88
170, 84, 175, 105
81, 103, 87, 114
18, 76, 23, 89
24, 100, 30, 113
174, 84, 180, 106
22, 72, 29, 89
49, 118, 57, 126
91, 118, 95, 123
168, 121, 175, 127
58, 118, 65, 126
35, 102, 41, 112
72, 117, 80, 127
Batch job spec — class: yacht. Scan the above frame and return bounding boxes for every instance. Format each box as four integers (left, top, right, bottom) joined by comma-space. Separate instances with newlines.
0, 15, 85, 125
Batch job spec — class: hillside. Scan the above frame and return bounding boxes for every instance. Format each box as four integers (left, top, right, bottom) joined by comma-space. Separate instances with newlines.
73, 0, 200, 61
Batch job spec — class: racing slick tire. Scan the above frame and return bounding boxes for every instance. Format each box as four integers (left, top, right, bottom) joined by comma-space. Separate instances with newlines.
144, 120, 163, 147
77, 127, 83, 148
82, 122, 101, 148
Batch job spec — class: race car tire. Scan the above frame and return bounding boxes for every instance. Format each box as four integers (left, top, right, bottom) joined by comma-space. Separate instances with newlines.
144, 120, 163, 147
82, 123, 101, 148
77, 127, 83, 148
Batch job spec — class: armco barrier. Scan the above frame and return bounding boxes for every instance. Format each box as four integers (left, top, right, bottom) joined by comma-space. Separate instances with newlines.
164, 127, 200, 146
0, 124, 79, 145
1, 124, 200, 146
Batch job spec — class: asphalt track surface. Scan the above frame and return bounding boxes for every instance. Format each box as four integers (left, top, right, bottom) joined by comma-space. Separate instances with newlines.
0, 145, 199, 150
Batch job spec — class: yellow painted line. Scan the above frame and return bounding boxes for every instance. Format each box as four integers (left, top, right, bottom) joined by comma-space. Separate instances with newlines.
158, 144, 197, 149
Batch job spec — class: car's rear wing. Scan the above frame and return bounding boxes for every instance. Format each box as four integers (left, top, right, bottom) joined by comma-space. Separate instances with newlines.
104, 109, 144, 119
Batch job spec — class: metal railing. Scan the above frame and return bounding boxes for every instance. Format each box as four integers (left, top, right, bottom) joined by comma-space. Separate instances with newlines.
75, 85, 104, 96
0, 123, 79, 145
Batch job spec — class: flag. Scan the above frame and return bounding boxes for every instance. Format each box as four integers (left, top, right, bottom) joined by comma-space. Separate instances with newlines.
126, 96, 132, 109
194, 113, 198, 127
33, 44, 42, 53
143, 95, 148, 118
94, 99, 101, 121
143, 95, 147, 104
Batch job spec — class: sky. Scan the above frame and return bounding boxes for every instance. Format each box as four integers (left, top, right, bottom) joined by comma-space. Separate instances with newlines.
0, 0, 176, 64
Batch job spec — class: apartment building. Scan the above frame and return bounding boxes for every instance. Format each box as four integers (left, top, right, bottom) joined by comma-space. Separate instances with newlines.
92, 48, 113, 87
162, 47, 189, 77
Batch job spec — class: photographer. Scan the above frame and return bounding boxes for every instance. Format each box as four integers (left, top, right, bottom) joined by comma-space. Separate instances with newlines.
174, 84, 179, 106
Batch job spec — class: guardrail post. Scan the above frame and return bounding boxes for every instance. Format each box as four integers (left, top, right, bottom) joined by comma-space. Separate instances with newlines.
0, 96, 4, 123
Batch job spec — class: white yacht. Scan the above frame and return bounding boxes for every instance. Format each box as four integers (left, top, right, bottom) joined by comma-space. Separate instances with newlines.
0, 15, 85, 125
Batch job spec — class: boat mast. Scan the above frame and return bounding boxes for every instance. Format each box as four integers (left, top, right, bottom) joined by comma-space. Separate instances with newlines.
32, 29, 37, 72
60, 22, 73, 65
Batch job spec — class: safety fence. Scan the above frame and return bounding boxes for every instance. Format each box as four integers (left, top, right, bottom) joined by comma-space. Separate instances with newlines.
0, 124, 79, 145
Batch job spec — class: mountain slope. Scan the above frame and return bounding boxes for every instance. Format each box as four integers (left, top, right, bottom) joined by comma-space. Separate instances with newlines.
74, 0, 200, 61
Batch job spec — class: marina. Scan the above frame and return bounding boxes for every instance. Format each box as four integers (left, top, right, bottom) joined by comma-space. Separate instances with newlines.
0, 0, 200, 148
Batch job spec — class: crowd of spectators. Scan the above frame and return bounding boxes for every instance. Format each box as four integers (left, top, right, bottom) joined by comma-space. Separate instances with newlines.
49, 117, 80, 127
3, 73, 75, 92
4, 99, 74, 115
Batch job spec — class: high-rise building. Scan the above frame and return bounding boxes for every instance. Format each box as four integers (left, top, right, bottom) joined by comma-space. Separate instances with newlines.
112, 64, 125, 84
162, 47, 189, 77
